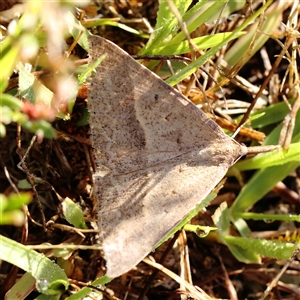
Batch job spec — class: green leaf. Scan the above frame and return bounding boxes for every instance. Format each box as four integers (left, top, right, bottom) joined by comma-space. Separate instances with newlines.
35, 293, 61, 300
0, 193, 32, 226
0, 235, 69, 295
225, 240, 261, 263
84, 19, 144, 37
1, 193, 31, 211
69, 53, 105, 114
17, 63, 53, 107
212, 202, 260, 262
0, 210, 25, 226
224, 236, 297, 261
0, 93, 23, 110
21, 119, 56, 139
76, 106, 89, 126
17, 178, 32, 189
0, 123, 6, 137
66, 11, 90, 52
62, 198, 88, 229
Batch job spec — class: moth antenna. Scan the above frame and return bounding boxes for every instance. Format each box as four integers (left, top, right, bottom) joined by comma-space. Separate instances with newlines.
246, 145, 281, 155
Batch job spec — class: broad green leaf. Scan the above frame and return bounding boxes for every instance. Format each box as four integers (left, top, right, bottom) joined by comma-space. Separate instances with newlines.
212, 202, 231, 235
0, 210, 25, 226
0, 123, 5, 137
225, 240, 261, 263
1, 193, 31, 211
66, 11, 90, 51
0, 235, 68, 295
35, 293, 61, 300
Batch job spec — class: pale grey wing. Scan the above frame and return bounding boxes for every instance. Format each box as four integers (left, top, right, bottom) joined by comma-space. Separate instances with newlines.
88, 35, 246, 278
94, 149, 237, 278
88, 35, 244, 172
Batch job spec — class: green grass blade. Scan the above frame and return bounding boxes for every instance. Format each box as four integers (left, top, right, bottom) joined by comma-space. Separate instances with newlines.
224, 1, 286, 68
231, 105, 300, 213
150, 32, 244, 55
169, 1, 227, 46
139, 0, 193, 54
231, 161, 300, 213
166, 0, 273, 86
232, 212, 300, 222
250, 99, 295, 129
0, 37, 20, 92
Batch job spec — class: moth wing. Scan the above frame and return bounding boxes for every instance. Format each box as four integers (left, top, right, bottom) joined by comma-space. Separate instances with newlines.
88, 35, 246, 278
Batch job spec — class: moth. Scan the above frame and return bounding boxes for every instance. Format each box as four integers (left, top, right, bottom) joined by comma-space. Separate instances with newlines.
88, 35, 248, 278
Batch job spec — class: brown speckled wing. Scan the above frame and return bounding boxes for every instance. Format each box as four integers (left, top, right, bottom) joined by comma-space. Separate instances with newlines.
87, 35, 247, 278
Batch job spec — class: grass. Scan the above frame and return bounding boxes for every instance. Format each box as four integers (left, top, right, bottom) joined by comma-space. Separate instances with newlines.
0, 0, 299, 299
